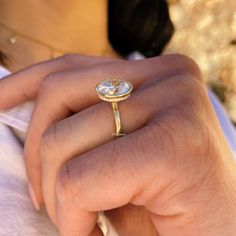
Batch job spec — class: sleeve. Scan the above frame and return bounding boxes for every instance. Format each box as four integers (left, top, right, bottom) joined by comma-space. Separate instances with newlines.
208, 89, 236, 158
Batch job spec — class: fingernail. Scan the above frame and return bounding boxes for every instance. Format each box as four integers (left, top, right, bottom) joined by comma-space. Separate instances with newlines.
28, 184, 40, 211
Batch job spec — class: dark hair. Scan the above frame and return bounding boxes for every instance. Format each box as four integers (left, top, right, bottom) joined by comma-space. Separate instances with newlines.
108, 0, 174, 57
0, 0, 174, 65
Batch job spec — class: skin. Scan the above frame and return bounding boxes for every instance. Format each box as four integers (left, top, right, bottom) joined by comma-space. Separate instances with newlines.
0, 0, 118, 71
1, 54, 236, 236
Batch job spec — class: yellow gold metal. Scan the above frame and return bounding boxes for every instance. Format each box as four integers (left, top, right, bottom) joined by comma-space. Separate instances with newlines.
96, 79, 133, 137
111, 102, 125, 137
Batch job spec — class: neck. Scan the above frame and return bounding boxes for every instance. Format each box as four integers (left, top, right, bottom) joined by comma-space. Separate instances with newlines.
0, 0, 120, 71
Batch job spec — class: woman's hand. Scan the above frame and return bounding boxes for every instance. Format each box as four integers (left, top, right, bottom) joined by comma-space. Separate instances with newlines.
1, 54, 236, 236
0, 53, 197, 214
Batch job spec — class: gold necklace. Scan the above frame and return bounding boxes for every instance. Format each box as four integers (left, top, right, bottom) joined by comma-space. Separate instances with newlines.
0, 19, 69, 59
0, 18, 116, 63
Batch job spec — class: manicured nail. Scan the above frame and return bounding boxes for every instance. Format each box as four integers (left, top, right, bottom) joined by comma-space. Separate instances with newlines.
28, 184, 40, 210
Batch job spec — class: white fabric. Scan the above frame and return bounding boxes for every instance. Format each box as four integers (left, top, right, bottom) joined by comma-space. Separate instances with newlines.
0, 65, 236, 235
0, 68, 58, 235
0, 67, 117, 235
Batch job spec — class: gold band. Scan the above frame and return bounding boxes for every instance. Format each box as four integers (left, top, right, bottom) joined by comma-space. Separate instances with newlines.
96, 79, 133, 137
111, 102, 124, 137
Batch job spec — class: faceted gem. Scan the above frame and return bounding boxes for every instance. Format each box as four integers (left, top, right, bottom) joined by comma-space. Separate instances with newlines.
96, 79, 132, 96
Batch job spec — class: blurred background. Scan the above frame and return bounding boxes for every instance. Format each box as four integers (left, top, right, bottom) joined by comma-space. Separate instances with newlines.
166, 0, 236, 123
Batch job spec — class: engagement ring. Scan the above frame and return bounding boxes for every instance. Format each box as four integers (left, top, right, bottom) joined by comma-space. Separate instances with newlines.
96, 79, 133, 137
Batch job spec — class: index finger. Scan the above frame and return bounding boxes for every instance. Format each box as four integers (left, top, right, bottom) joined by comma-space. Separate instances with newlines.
0, 54, 115, 109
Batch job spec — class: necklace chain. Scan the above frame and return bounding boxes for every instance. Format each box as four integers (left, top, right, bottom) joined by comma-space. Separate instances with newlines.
0, 19, 70, 58
0, 18, 112, 60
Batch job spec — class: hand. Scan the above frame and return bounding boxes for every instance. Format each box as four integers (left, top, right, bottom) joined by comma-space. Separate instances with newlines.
1, 54, 236, 236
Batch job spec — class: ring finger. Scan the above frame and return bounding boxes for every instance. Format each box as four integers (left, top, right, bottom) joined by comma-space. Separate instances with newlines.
40, 76, 172, 223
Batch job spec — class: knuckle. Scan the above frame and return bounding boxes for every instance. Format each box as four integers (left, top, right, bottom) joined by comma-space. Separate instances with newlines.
44, 72, 60, 85
43, 71, 59, 84
56, 161, 82, 202
154, 54, 202, 82
39, 71, 63, 97
151, 106, 207, 154
40, 119, 73, 164
172, 54, 202, 80
38, 73, 55, 98
57, 164, 72, 198
40, 125, 59, 164
182, 76, 204, 99
170, 73, 206, 107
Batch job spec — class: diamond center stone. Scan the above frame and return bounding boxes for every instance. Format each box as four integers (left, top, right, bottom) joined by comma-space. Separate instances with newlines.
96, 79, 132, 96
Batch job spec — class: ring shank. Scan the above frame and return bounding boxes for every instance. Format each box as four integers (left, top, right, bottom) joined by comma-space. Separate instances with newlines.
111, 102, 124, 137
96, 79, 133, 137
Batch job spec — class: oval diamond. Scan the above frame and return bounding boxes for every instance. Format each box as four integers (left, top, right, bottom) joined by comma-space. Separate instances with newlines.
96, 79, 132, 97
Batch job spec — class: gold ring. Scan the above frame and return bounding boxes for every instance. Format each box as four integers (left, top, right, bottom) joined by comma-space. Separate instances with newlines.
96, 79, 133, 137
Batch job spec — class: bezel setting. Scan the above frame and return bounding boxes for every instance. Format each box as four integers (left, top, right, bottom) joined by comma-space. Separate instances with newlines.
96, 79, 133, 102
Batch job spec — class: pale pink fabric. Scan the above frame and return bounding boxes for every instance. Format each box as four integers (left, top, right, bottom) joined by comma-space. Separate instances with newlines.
0, 68, 58, 235
0, 67, 116, 236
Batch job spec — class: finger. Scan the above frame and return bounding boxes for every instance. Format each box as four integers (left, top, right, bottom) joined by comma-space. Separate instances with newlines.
0, 54, 114, 109
55, 123, 167, 236
55, 76, 206, 236
40, 76, 163, 222
26, 54, 200, 210
2, 55, 115, 207
25, 56, 161, 209
59, 126, 167, 209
